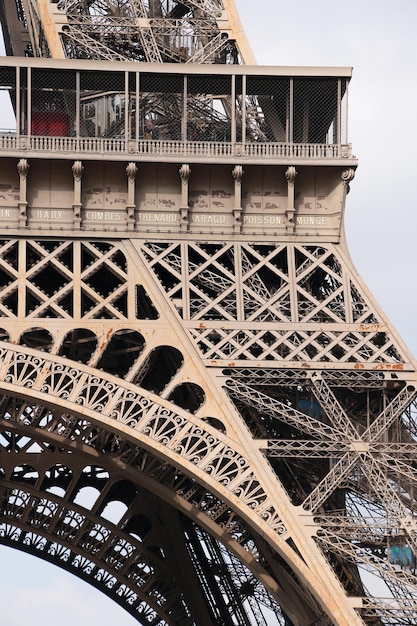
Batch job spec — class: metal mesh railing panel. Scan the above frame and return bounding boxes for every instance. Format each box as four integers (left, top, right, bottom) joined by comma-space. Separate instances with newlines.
293, 78, 339, 145
139, 72, 183, 141
187, 74, 232, 142
245, 77, 290, 143
30, 68, 77, 138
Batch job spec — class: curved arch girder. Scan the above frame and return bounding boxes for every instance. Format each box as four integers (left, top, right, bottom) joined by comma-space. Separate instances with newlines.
0, 396, 298, 625
0, 341, 364, 625
0, 342, 285, 534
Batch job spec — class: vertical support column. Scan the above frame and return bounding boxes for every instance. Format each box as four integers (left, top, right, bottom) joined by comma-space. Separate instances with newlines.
17, 239, 26, 320
287, 243, 299, 323
179, 164, 190, 233
336, 78, 342, 146
241, 74, 246, 145
75, 71, 80, 141
72, 160, 84, 229
17, 158, 29, 227
125, 70, 129, 152
182, 76, 187, 142
289, 78, 294, 144
73, 240, 81, 320
126, 162, 138, 232
181, 242, 190, 320
27, 66, 32, 141
231, 74, 236, 145
344, 79, 349, 146
15, 67, 20, 139
285, 166, 297, 233
232, 165, 243, 233
235, 242, 244, 321
136, 71, 140, 143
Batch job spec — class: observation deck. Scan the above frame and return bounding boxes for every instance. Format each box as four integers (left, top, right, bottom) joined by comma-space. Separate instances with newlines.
0, 57, 355, 164
0, 57, 357, 240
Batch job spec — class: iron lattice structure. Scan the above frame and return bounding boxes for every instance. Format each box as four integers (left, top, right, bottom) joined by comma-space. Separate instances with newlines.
0, 3, 415, 626
0, 0, 255, 64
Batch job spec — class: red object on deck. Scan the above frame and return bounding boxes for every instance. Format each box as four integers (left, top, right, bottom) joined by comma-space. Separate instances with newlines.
31, 112, 70, 136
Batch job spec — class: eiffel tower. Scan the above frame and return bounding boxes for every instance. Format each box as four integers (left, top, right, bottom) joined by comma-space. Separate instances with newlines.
0, 2, 415, 625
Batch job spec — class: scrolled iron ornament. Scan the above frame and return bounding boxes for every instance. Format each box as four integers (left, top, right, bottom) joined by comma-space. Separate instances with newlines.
341, 168, 355, 184
111, 394, 150, 425
57, 510, 85, 539
173, 429, 218, 461
42, 368, 77, 398
204, 455, 243, 486
48, 543, 72, 561
72, 554, 96, 575
142, 413, 182, 446
5, 357, 42, 387
0, 523, 21, 543
77, 377, 118, 411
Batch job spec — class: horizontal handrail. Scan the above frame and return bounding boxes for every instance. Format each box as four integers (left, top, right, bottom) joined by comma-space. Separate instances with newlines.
0, 133, 353, 160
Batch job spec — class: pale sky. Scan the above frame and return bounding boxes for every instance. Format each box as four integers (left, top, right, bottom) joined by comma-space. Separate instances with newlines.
0, 1, 417, 624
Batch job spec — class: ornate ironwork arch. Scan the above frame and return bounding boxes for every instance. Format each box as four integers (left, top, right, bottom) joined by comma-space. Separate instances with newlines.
0, 406, 283, 624
0, 341, 333, 625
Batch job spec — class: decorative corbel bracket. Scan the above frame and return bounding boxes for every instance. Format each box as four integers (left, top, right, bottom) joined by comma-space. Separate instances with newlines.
232, 165, 243, 233
72, 160, 84, 229
179, 164, 190, 232
17, 159, 29, 227
341, 168, 355, 195
285, 166, 297, 233
126, 162, 138, 231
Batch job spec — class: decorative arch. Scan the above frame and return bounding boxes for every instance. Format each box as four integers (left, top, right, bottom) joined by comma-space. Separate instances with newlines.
19, 327, 54, 351
96, 329, 146, 377
0, 341, 359, 625
41, 463, 73, 497
58, 328, 98, 364
167, 381, 205, 412
134, 345, 183, 393
0, 396, 295, 624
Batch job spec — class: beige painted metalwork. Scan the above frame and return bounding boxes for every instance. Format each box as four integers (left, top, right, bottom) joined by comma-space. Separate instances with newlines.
0, 3, 415, 626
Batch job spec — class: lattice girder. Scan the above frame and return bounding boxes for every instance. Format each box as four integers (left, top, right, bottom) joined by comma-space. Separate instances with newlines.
0, 0, 255, 64
0, 214, 414, 624
140, 240, 411, 370
0, 228, 416, 623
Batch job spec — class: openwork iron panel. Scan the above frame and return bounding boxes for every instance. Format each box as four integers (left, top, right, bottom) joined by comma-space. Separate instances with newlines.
140, 241, 407, 366
0, 233, 414, 624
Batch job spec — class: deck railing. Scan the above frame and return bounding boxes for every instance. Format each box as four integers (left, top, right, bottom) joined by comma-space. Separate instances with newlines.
0, 133, 353, 161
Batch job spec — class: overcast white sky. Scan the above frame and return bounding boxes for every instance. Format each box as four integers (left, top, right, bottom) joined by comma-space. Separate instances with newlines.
0, 1, 417, 624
